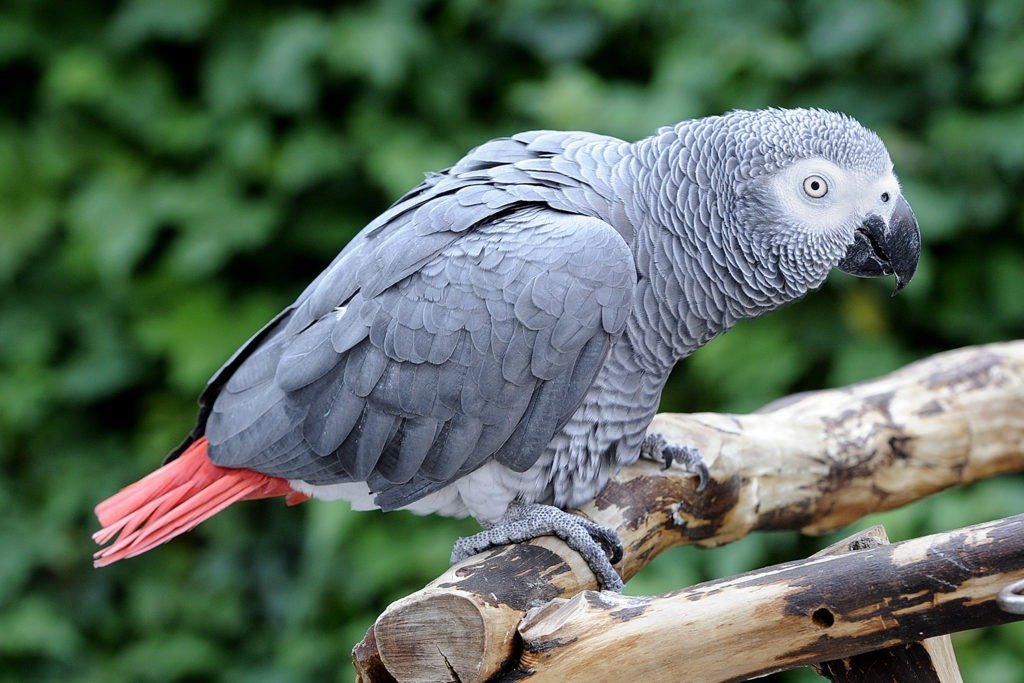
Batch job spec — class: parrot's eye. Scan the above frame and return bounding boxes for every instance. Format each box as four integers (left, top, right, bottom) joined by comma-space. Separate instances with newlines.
881, 192, 890, 203
802, 175, 828, 198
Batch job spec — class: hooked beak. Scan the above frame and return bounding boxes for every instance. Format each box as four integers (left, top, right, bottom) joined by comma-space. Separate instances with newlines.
837, 195, 921, 294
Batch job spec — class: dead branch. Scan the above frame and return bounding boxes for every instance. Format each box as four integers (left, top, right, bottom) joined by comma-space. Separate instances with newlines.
354, 342, 1024, 682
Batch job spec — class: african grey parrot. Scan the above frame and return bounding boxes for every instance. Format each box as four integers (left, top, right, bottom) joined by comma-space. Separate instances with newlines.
93, 108, 920, 591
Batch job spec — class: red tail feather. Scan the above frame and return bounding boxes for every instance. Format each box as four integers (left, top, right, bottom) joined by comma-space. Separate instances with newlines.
93, 437, 309, 567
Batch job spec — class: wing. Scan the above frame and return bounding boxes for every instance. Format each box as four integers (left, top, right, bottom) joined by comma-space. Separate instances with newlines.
170, 129, 623, 465
203, 207, 635, 510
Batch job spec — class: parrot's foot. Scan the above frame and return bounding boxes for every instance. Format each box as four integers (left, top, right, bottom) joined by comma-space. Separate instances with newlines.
640, 432, 710, 491
451, 503, 625, 592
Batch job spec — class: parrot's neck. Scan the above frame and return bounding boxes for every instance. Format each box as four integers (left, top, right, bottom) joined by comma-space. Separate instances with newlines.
616, 129, 813, 375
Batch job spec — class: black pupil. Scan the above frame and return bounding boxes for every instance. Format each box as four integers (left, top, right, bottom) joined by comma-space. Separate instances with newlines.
810, 180, 820, 191
881, 192, 890, 202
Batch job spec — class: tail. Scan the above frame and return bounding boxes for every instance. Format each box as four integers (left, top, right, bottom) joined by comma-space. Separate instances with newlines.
93, 437, 309, 567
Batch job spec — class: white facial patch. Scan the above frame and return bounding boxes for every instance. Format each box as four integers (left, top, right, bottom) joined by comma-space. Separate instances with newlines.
771, 158, 900, 234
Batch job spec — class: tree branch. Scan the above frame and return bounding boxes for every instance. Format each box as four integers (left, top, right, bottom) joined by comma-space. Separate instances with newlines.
354, 342, 1024, 682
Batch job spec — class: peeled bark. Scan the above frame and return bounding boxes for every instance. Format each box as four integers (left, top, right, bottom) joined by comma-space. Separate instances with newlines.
810, 526, 963, 683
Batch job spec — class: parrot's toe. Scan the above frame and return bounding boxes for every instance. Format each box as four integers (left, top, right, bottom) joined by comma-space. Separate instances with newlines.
450, 503, 625, 592
641, 432, 710, 492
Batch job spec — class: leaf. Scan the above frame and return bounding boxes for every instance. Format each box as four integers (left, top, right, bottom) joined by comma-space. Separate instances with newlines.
110, 0, 222, 46
42, 48, 115, 106
66, 173, 159, 279
828, 338, 913, 387
0, 597, 81, 660
252, 13, 329, 113
325, 3, 428, 88
272, 124, 351, 191
146, 169, 280, 276
686, 318, 807, 413
132, 287, 282, 392
498, 6, 604, 63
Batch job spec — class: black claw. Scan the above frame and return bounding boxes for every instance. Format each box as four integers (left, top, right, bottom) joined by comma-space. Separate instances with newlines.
604, 536, 624, 565
576, 518, 624, 565
606, 540, 622, 565
659, 442, 710, 492
692, 461, 710, 493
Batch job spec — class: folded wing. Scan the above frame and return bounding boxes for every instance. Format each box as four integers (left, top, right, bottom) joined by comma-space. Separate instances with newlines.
204, 206, 635, 509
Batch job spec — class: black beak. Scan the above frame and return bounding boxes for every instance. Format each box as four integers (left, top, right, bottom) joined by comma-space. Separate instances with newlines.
837, 195, 921, 294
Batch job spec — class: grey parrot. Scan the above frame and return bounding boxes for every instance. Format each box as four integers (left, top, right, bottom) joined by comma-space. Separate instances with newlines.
93, 108, 921, 591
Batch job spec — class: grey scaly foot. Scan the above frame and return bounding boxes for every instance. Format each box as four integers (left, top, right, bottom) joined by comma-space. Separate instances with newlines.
450, 502, 625, 592
640, 432, 710, 492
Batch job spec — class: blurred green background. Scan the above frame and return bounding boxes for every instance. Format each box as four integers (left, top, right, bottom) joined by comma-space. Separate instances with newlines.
2, 0, 1024, 680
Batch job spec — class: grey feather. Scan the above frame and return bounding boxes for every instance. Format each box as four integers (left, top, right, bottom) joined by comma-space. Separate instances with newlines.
373, 416, 440, 484
302, 366, 363, 457
275, 317, 339, 392
418, 416, 484, 482
349, 409, 397, 480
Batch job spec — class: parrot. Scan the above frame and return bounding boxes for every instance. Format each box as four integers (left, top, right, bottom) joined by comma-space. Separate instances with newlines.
93, 108, 921, 591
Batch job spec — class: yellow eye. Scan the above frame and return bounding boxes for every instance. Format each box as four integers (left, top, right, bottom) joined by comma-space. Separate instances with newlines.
802, 175, 828, 198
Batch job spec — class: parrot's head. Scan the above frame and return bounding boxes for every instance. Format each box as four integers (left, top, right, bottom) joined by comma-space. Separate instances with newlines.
709, 108, 921, 297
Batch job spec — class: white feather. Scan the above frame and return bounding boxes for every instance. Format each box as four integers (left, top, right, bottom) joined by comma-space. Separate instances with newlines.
771, 158, 900, 234
288, 457, 554, 524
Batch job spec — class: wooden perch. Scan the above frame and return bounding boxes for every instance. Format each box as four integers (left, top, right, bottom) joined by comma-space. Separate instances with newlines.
512, 514, 1024, 681
810, 526, 963, 683
354, 342, 1024, 682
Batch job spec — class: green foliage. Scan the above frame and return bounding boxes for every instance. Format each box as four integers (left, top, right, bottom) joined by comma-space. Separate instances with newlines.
2, 0, 1023, 680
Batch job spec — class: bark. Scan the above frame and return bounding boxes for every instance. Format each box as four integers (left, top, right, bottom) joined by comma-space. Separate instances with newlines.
353, 342, 1024, 682
810, 526, 963, 683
